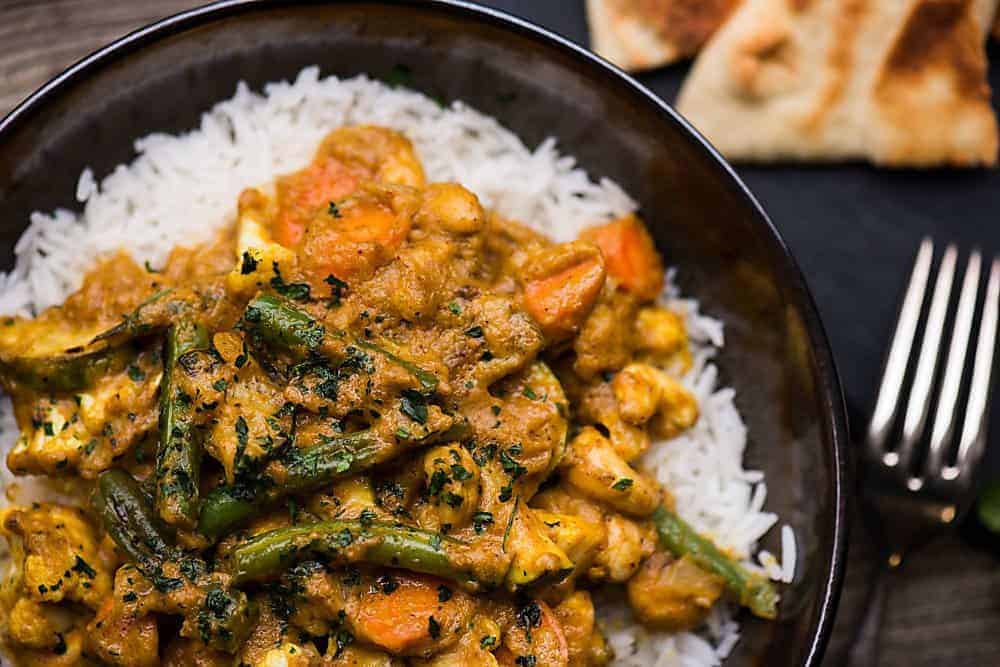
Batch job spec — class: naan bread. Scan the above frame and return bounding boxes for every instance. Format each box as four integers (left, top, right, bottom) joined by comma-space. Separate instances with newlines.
676, 0, 999, 167
586, 0, 740, 70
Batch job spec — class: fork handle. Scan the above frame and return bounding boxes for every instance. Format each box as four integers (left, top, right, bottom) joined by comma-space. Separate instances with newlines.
846, 557, 897, 667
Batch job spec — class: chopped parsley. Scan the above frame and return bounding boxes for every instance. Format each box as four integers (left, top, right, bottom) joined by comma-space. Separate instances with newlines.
71, 555, 97, 579
450, 464, 473, 481
377, 574, 399, 594
428, 615, 441, 639
328, 201, 342, 218
438, 585, 453, 602
400, 389, 428, 424
428, 470, 449, 497
472, 511, 494, 534
240, 251, 258, 274
325, 274, 348, 306
270, 263, 311, 302
611, 478, 634, 492
464, 325, 485, 338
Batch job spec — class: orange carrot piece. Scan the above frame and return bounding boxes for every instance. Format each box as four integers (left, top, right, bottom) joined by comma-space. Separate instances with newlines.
352, 574, 453, 655
581, 214, 664, 301
299, 199, 411, 284
522, 242, 606, 340
273, 158, 365, 247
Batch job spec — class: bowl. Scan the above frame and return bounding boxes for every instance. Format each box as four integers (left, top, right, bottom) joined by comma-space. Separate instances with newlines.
0, 1, 849, 664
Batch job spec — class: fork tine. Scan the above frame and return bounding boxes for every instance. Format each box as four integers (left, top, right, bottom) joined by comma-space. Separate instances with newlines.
946, 257, 1000, 481
867, 239, 934, 458
925, 251, 981, 477
896, 244, 958, 471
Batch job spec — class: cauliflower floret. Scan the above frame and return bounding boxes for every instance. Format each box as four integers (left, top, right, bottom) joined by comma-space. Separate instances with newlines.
1, 503, 112, 609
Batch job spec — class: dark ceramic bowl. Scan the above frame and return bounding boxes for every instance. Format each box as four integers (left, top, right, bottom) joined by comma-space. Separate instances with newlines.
0, 1, 849, 664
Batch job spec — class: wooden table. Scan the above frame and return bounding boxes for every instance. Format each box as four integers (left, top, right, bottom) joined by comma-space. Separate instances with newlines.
4, 1, 1000, 665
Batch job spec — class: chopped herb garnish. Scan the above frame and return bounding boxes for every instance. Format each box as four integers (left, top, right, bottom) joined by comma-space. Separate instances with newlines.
325, 274, 348, 306
438, 585, 453, 602
464, 325, 484, 338
428, 615, 441, 639
481, 635, 497, 649
400, 389, 428, 424
127, 365, 146, 382
336, 527, 354, 548
240, 251, 259, 275
328, 201, 342, 218
334, 629, 354, 658
53, 633, 67, 656
472, 511, 494, 534
612, 478, 634, 492
450, 464, 473, 481
384, 63, 413, 88
499, 483, 514, 503
71, 555, 97, 579
377, 574, 399, 594
428, 470, 449, 497
270, 263, 311, 302
522, 387, 538, 400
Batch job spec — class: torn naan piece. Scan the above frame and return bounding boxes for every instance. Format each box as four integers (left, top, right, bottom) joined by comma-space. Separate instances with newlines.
586, 0, 741, 71
676, 0, 999, 167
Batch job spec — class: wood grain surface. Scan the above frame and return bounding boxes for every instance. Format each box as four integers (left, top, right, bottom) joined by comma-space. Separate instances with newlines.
3, 1, 1000, 665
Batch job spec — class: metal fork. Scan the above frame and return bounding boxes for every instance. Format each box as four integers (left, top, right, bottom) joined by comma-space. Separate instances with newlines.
846, 239, 1000, 667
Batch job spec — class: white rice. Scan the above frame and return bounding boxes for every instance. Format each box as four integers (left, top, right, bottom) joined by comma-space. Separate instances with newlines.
0, 67, 792, 665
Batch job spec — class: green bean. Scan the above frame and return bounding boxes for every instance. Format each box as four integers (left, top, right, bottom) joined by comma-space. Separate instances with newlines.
652, 505, 778, 620
94, 469, 254, 653
95, 469, 175, 568
155, 321, 209, 528
241, 294, 325, 360
355, 339, 438, 393
241, 295, 438, 392
225, 520, 480, 590
90, 288, 180, 346
0, 346, 131, 393
197, 430, 384, 539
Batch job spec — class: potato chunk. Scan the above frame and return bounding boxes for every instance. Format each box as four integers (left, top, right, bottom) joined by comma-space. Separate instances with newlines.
626, 552, 725, 631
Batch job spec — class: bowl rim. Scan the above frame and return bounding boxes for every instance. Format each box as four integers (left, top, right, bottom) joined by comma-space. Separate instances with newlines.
0, 1, 850, 664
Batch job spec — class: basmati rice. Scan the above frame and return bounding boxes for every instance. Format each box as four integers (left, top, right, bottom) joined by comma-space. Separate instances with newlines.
0, 67, 792, 665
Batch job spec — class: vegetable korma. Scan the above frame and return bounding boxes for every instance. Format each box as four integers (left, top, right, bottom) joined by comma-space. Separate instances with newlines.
0, 125, 776, 666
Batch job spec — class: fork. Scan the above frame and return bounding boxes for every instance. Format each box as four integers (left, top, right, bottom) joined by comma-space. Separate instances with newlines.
846, 239, 1000, 667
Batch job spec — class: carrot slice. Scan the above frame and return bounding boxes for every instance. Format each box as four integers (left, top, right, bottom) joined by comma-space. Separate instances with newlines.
522, 242, 606, 340
273, 158, 365, 247
581, 214, 664, 301
352, 574, 460, 655
299, 198, 411, 284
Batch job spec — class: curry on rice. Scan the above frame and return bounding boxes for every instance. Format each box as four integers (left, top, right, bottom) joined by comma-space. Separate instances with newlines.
0, 125, 776, 666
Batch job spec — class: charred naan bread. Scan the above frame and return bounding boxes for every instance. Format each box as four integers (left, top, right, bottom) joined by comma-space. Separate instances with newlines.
676, 0, 999, 167
586, 0, 740, 70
